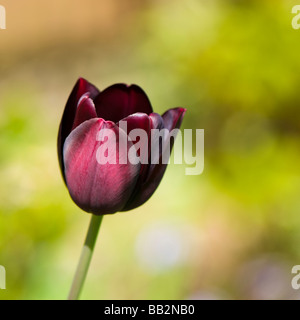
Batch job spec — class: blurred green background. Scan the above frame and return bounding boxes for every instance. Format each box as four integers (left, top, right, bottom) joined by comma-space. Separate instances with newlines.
1, 0, 300, 300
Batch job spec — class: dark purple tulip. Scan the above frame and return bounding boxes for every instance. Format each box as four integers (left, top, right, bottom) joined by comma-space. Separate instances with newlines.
58, 78, 186, 215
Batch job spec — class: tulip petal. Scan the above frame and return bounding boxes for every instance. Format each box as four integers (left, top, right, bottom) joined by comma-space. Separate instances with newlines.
118, 113, 152, 189
162, 107, 187, 131
94, 84, 153, 123
72, 94, 98, 130
117, 112, 151, 159
58, 78, 100, 181
118, 112, 150, 135
63, 118, 140, 215
122, 108, 186, 211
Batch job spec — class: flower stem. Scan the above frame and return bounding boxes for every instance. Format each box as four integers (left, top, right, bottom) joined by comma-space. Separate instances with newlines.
68, 214, 103, 300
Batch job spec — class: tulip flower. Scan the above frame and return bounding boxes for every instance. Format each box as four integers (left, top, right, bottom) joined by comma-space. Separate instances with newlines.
58, 78, 186, 299
58, 78, 186, 215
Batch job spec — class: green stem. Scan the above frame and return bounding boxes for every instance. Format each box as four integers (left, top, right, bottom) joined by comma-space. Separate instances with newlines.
68, 214, 103, 300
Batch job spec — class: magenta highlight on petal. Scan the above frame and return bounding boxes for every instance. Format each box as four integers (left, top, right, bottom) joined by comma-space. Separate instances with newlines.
58, 78, 186, 215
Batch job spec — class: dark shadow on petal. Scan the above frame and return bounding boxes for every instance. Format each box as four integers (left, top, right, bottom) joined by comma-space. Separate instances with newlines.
94, 84, 153, 123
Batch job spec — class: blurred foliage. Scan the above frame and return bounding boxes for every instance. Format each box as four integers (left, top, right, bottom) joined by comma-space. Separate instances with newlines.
0, 0, 300, 299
